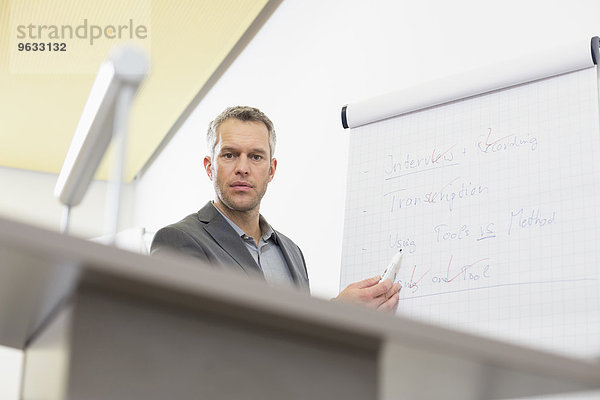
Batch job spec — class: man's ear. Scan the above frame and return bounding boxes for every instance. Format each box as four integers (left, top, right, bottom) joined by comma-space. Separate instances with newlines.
204, 156, 213, 181
268, 158, 277, 182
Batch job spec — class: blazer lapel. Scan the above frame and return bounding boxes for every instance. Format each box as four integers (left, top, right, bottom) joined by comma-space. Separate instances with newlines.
197, 202, 262, 276
274, 231, 310, 290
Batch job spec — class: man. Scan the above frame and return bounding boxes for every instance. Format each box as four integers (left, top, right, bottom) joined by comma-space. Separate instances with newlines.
151, 106, 401, 311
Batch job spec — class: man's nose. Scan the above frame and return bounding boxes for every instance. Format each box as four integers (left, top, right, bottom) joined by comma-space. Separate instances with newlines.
234, 155, 250, 175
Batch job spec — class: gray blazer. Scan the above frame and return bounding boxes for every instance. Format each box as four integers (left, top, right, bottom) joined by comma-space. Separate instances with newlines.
151, 202, 310, 292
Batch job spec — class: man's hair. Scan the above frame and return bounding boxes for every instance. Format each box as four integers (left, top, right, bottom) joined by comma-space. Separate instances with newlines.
207, 106, 276, 159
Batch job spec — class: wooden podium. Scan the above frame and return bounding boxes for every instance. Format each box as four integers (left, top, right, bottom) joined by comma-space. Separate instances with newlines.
1, 216, 599, 400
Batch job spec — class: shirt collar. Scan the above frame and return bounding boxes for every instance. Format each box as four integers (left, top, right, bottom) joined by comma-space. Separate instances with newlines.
258, 215, 275, 241
212, 202, 275, 241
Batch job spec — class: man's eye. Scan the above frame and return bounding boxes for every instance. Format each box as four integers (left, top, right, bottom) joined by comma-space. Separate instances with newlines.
251, 155, 263, 161
223, 153, 234, 159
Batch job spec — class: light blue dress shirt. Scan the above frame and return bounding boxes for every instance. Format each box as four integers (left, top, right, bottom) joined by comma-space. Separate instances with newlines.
214, 205, 294, 287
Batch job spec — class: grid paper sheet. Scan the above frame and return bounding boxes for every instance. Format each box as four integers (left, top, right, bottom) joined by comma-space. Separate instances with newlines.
341, 67, 600, 360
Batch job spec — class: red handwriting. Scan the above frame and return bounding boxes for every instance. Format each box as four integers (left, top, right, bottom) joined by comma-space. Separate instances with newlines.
485, 127, 514, 147
431, 144, 457, 164
408, 264, 430, 289
446, 255, 490, 282
426, 177, 460, 203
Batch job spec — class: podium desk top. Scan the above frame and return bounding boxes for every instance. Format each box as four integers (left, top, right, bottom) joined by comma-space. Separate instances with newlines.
1, 215, 600, 397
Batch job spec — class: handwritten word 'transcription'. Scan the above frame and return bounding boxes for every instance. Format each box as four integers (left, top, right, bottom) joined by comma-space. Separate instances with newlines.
386, 179, 489, 212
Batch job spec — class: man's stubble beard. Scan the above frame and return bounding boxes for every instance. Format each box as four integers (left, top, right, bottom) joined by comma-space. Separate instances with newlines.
213, 171, 270, 213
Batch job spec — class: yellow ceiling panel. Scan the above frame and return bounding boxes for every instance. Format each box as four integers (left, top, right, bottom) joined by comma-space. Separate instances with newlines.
0, 0, 270, 181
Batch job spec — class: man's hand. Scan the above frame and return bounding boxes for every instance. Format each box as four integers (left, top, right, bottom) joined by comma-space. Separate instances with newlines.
333, 276, 401, 312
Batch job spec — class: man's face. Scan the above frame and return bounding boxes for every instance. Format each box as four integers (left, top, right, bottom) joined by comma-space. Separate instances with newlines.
204, 118, 277, 214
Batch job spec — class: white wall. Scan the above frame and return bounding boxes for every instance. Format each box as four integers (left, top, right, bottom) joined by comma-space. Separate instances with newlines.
134, 0, 600, 300
0, 166, 135, 239
0, 347, 22, 400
